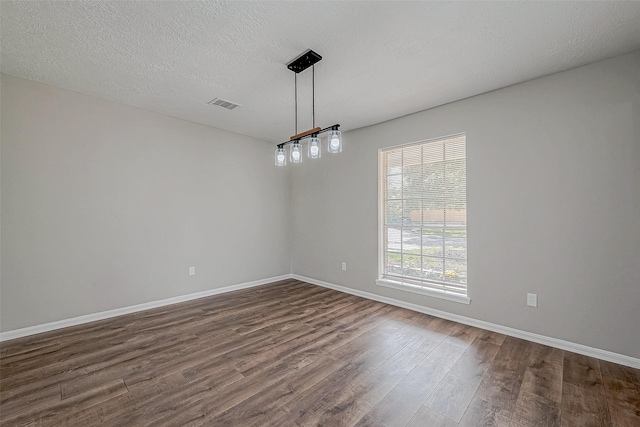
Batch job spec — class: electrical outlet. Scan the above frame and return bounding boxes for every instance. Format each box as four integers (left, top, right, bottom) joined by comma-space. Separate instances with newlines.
189, 266, 196, 276
527, 293, 537, 307
341, 262, 347, 271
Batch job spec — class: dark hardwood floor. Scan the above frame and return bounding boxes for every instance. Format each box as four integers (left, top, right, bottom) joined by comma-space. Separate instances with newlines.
1, 279, 639, 426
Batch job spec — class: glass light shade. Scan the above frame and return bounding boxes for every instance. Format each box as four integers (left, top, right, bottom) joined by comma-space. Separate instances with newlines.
290, 142, 302, 163
275, 147, 286, 166
308, 136, 321, 159
327, 130, 342, 153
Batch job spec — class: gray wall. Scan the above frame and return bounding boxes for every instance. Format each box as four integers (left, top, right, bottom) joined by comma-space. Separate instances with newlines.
0, 74, 291, 331
291, 52, 640, 358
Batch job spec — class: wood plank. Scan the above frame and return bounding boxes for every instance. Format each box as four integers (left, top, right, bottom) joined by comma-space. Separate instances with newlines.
365, 342, 464, 427
422, 336, 500, 422
2, 378, 128, 426
560, 382, 610, 427
352, 414, 386, 427
519, 343, 564, 404
599, 359, 640, 383
180, 323, 314, 383
602, 376, 640, 426
0, 384, 61, 424
446, 337, 501, 384
458, 396, 510, 427
512, 391, 561, 427
562, 351, 604, 393
182, 351, 326, 426
406, 405, 458, 427
232, 324, 336, 375
405, 316, 453, 355
61, 371, 123, 400
442, 323, 481, 349
424, 371, 482, 422
475, 329, 506, 346
290, 126, 322, 140
474, 336, 532, 419
206, 356, 344, 426
246, 407, 299, 427
101, 369, 243, 427
0, 342, 60, 367
282, 350, 388, 425
123, 329, 271, 388
316, 347, 427, 426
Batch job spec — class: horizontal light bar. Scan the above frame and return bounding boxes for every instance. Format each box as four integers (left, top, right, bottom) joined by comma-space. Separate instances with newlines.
277, 124, 340, 149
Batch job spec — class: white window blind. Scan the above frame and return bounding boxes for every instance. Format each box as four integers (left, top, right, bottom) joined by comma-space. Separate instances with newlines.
379, 134, 467, 297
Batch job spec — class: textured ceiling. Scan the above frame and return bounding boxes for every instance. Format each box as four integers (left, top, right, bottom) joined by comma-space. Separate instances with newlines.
2, 1, 640, 143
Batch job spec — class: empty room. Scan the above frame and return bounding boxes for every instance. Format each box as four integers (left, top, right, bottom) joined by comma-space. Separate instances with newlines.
1, 1, 640, 426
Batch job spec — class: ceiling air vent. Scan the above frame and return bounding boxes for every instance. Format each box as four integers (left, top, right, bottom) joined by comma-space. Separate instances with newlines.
207, 97, 242, 110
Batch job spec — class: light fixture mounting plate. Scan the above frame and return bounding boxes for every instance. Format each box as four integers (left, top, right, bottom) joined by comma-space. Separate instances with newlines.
287, 49, 322, 73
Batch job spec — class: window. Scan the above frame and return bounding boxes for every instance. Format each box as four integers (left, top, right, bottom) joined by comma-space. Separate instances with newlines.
378, 134, 469, 304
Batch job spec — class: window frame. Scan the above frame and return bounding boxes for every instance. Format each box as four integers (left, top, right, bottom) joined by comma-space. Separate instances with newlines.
376, 133, 470, 305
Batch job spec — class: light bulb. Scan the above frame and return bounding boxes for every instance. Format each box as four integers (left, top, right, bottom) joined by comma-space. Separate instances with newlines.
327, 129, 342, 153
308, 136, 321, 159
290, 142, 302, 163
275, 147, 286, 166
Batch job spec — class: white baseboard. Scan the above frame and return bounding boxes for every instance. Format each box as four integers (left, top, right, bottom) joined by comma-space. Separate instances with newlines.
0, 274, 293, 342
292, 274, 640, 369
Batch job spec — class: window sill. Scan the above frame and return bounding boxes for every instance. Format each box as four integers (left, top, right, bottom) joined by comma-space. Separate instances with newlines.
375, 278, 471, 305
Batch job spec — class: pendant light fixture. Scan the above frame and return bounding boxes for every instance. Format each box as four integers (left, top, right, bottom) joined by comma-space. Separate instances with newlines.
290, 141, 302, 163
328, 128, 343, 154
308, 136, 321, 159
274, 146, 286, 166
274, 49, 342, 166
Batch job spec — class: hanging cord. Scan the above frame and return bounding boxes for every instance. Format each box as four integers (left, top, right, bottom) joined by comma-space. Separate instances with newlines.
294, 73, 298, 134
312, 64, 315, 128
